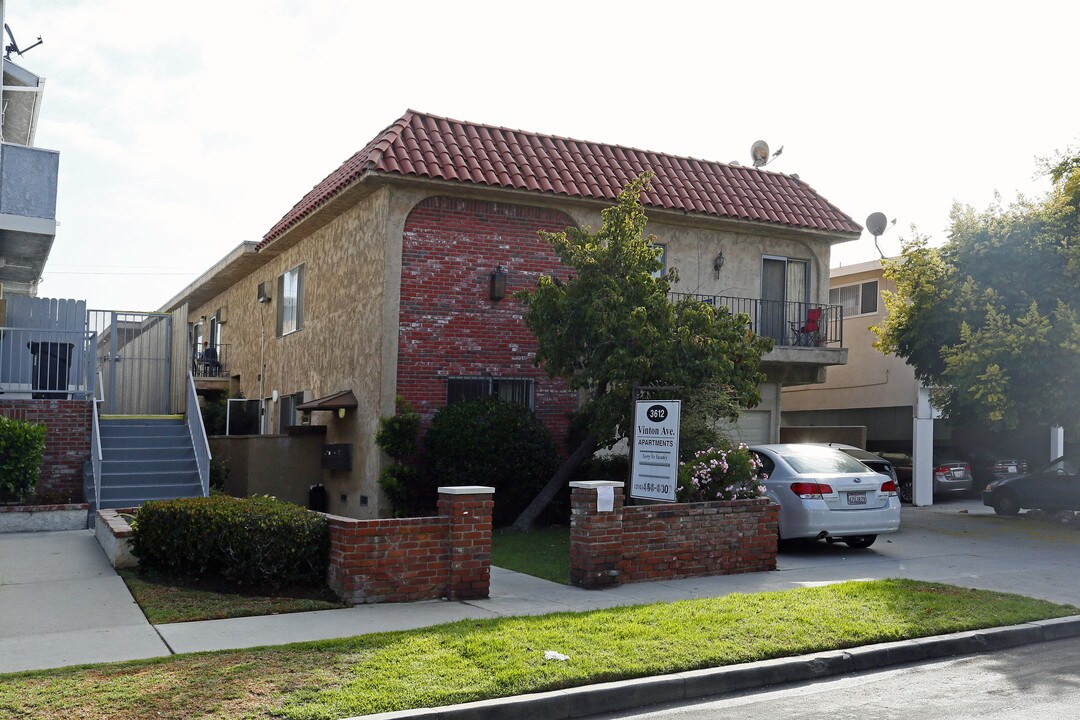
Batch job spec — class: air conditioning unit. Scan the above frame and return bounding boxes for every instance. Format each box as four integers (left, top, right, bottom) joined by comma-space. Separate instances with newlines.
257, 282, 270, 303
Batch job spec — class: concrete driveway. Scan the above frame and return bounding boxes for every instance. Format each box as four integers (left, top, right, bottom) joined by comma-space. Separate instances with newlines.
774, 496, 1080, 606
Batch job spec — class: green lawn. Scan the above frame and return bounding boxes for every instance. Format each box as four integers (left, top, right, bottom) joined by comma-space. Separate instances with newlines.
492, 525, 570, 583
0, 580, 1073, 719
118, 568, 344, 624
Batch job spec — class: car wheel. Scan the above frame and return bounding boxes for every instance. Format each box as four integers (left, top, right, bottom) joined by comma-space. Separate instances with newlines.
899, 482, 912, 504
843, 535, 877, 549
992, 490, 1021, 517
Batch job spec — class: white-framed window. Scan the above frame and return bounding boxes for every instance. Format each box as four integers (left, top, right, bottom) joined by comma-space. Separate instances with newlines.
276, 264, 305, 336
278, 391, 305, 431
829, 280, 879, 317
650, 244, 667, 279
446, 376, 535, 410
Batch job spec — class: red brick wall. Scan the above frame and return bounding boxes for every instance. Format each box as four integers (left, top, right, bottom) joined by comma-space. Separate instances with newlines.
398, 197, 579, 448
570, 483, 778, 589
326, 488, 492, 604
0, 400, 91, 503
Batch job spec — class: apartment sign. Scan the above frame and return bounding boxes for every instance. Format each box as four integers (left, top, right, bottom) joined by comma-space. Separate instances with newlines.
630, 400, 680, 502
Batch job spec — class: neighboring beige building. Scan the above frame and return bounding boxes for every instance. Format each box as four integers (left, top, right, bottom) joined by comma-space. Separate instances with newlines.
160, 110, 862, 519
781, 259, 918, 448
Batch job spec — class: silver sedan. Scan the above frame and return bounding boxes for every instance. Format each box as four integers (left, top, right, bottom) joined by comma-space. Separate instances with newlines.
750, 444, 901, 549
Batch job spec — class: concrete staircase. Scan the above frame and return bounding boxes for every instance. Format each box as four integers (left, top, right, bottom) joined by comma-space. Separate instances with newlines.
88, 417, 204, 517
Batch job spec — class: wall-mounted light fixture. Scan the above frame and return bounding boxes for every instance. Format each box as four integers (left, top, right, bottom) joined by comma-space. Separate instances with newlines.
713, 251, 726, 279
489, 264, 507, 300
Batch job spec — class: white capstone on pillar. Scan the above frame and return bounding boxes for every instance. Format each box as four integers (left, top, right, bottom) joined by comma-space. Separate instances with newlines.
1051, 426, 1065, 461
912, 386, 938, 507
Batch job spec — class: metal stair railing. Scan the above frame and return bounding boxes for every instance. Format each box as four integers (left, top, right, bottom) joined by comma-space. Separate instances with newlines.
91, 370, 104, 512
185, 371, 212, 497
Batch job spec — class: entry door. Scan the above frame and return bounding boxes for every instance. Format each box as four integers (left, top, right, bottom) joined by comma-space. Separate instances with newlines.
760, 257, 808, 345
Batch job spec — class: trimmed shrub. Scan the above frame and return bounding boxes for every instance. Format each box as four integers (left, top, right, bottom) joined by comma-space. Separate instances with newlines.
425, 397, 560, 527
0, 416, 47, 503
130, 495, 329, 588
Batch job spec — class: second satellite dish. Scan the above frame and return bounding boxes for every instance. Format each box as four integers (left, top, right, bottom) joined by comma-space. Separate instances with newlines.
750, 140, 770, 167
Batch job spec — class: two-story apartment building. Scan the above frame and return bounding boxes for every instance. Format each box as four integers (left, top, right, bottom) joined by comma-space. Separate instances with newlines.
161, 110, 861, 518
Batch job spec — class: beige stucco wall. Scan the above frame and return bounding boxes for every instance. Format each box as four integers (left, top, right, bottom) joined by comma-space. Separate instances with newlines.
561, 208, 833, 306
782, 264, 917, 412
209, 433, 325, 507
185, 189, 392, 518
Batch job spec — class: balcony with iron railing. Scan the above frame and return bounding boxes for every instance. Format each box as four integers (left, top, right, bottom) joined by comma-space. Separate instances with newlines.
669, 293, 847, 383
191, 343, 230, 380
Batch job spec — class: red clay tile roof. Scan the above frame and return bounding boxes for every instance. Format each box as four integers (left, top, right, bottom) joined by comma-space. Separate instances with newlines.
260, 110, 861, 247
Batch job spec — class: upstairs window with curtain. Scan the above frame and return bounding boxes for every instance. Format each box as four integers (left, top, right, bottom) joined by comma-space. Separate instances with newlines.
829, 280, 878, 317
276, 264, 305, 337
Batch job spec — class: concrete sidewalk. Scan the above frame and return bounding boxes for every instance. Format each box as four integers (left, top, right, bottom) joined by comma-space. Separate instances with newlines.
4, 499, 1080, 674
0, 530, 168, 673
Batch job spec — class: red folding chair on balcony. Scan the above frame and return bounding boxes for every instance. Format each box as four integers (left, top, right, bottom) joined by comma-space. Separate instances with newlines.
792, 307, 823, 346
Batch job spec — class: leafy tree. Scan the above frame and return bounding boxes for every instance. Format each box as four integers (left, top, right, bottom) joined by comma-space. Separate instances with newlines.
511, 173, 773, 530
874, 151, 1080, 431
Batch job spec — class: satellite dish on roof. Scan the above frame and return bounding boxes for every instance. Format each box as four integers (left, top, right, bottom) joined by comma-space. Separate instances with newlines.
866, 212, 889, 237
866, 211, 896, 260
750, 140, 770, 167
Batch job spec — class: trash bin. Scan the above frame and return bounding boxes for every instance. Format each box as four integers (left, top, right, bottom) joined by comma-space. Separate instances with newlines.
27, 341, 75, 399
308, 484, 328, 513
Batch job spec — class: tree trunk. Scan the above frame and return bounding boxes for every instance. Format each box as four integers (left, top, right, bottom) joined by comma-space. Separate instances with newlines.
510, 432, 598, 532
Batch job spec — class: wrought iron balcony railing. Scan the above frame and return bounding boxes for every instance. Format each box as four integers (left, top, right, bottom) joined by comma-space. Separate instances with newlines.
669, 293, 844, 348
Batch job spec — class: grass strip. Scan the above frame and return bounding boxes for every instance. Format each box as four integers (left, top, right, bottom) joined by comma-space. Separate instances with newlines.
492, 526, 570, 584
118, 568, 344, 624
0, 580, 1073, 719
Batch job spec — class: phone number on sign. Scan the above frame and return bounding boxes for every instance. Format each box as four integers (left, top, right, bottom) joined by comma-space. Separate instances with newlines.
635, 483, 672, 495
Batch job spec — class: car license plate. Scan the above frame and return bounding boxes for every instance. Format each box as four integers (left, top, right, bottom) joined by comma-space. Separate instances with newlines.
847, 491, 867, 505
1007, 466, 1018, 473
952, 469, 965, 478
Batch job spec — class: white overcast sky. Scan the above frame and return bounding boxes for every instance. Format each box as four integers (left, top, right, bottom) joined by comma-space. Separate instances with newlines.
10, 0, 1079, 310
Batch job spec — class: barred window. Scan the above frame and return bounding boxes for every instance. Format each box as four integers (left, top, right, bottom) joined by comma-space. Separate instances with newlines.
446, 376, 535, 410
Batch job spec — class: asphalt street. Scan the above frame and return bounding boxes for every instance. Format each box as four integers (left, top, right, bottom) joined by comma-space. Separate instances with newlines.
594, 634, 1080, 720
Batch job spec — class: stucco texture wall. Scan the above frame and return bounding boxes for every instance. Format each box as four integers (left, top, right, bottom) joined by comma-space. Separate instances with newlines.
188, 189, 391, 518
562, 207, 833, 306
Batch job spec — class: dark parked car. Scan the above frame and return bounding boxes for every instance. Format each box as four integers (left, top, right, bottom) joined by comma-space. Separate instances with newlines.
982, 455, 1080, 516
816, 444, 898, 483
961, 449, 1029, 488
878, 452, 974, 503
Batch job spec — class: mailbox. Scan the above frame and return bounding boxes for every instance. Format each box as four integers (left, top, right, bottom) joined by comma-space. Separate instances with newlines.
321, 443, 352, 471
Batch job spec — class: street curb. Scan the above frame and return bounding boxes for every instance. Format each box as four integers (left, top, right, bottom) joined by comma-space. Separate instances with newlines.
343, 615, 1080, 720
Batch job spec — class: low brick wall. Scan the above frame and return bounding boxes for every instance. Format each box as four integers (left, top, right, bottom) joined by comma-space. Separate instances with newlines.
570, 481, 778, 589
94, 508, 138, 568
0, 399, 91, 503
326, 486, 493, 605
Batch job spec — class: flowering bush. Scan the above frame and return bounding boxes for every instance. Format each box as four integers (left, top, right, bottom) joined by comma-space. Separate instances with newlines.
676, 444, 767, 502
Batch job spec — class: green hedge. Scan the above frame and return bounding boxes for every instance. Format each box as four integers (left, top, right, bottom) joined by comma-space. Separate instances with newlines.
425, 397, 561, 527
0, 415, 47, 502
130, 495, 329, 588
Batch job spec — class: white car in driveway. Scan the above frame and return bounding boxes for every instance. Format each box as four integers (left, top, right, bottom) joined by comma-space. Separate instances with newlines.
750, 444, 902, 549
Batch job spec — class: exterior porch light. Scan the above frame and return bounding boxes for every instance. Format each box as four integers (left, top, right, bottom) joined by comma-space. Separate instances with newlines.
713, 251, 725, 279
489, 264, 507, 300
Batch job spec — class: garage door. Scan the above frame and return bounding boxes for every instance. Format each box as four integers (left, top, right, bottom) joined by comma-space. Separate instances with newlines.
719, 410, 772, 446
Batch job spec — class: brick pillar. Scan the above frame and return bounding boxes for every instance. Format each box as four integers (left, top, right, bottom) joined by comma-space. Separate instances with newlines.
569, 480, 624, 589
438, 485, 495, 600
